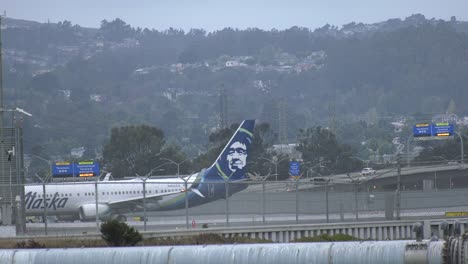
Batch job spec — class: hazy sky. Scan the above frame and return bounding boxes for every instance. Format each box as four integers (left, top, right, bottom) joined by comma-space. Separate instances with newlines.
3, 0, 468, 31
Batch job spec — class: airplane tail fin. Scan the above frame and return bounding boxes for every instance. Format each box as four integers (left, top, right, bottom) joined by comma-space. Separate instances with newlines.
202, 120, 255, 182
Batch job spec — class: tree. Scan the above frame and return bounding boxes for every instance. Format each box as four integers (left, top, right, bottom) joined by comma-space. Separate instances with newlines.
102, 125, 166, 177
99, 18, 135, 42
100, 219, 142, 247
297, 127, 359, 174
192, 124, 237, 171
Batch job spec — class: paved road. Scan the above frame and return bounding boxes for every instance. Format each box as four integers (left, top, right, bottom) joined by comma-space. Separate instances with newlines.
24, 164, 468, 236
25, 187, 468, 236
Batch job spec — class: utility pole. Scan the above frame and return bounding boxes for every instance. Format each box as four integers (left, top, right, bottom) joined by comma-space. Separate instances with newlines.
0, 15, 8, 226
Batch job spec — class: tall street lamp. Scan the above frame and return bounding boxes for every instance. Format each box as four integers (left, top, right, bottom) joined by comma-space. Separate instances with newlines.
345, 173, 360, 220
160, 158, 188, 177
454, 131, 464, 168
25, 154, 52, 182
26, 154, 52, 235
302, 161, 326, 179
159, 157, 190, 229
259, 156, 289, 182
145, 162, 171, 177
350, 156, 369, 167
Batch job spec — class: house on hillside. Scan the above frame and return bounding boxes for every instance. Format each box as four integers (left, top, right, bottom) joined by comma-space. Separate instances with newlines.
432, 114, 458, 124
268, 144, 302, 161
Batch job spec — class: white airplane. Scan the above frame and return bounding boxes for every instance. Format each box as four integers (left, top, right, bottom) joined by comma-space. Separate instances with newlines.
24, 120, 255, 221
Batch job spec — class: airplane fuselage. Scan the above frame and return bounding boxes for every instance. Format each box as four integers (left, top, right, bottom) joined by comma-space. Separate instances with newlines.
24, 177, 190, 217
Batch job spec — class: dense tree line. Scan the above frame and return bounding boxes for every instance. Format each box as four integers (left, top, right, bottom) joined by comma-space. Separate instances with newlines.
2, 15, 468, 169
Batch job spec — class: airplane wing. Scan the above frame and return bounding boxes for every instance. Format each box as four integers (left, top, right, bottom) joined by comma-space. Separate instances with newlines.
106, 190, 186, 212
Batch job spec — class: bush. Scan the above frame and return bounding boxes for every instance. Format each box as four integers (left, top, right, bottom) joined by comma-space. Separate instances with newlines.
15, 239, 45, 248
100, 219, 142, 247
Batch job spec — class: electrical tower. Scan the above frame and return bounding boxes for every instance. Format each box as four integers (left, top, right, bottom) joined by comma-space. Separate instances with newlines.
328, 95, 336, 138
277, 100, 288, 146
219, 84, 228, 129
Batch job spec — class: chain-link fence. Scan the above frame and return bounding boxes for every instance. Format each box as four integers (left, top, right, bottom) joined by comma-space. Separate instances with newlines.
1, 178, 467, 236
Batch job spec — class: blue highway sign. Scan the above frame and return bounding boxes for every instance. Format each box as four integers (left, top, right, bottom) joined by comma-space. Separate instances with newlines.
413, 123, 432, 137
74, 161, 100, 177
289, 161, 300, 176
52, 162, 74, 177
432, 123, 454, 137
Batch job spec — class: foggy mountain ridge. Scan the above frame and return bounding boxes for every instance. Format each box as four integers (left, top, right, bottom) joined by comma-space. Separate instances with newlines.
1, 14, 468, 159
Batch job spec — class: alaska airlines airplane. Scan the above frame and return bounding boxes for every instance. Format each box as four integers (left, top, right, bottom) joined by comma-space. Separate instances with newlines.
24, 120, 255, 221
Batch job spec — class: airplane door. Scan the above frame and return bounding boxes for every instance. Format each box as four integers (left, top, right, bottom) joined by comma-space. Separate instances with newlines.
208, 184, 215, 198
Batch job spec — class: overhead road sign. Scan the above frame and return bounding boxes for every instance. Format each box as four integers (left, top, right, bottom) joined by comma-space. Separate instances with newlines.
75, 161, 100, 177
413, 123, 455, 139
289, 161, 300, 177
52, 161, 100, 177
413, 123, 431, 138
432, 123, 454, 137
52, 162, 74, 178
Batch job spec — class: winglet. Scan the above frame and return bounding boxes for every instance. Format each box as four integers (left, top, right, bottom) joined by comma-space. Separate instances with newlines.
191, 188, 205, 198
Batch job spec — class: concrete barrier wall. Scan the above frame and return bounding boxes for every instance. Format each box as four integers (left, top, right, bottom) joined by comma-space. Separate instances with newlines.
138, 218, 466, 243
6, 218, 466, 243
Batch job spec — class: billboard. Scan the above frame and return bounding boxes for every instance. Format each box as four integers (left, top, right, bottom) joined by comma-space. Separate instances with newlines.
75, 161, 100, 177
52, 161, 100, 177
52, 162, 74, 177
413, 123, 454, 138
432, 123, 454, 137
413, 123, 432, 138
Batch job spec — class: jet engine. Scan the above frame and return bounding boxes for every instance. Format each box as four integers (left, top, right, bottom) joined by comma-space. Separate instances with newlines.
79, 204, 111, 221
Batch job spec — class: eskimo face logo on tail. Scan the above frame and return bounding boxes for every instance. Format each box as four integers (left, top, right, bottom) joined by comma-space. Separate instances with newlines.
216, 127, 253, 180
226, 141, 248, 172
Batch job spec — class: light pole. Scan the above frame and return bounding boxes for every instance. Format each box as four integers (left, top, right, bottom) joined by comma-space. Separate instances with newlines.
145, 162, 171, 177
32, 173, 48, 235
350, 156, 369, 167
159, 158, 190, 229
454, 131, 464, 167
258, 172, 273, 223
302, 161, 326, 179
26, 154, 52, 234
26, 154, 52, 182
345, 173, 360, 220
406, 135, 414, 166
259, 156, 289, 182
160, 158, 188, 177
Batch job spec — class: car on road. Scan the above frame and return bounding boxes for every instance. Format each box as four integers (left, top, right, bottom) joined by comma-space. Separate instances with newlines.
361, 167, 376, 176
